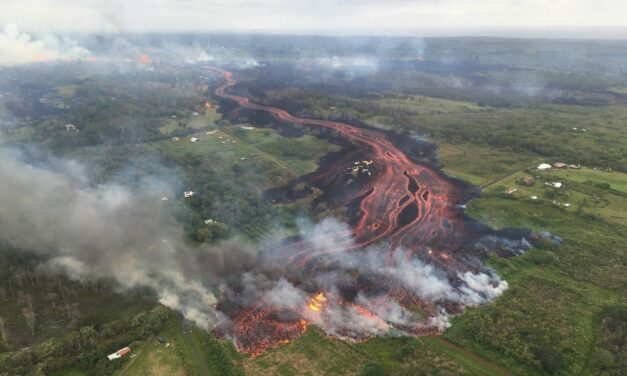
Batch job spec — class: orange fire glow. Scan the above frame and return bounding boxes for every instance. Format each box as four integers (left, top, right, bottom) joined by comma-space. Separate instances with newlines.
139, 54, 151, 64
308, 292, 326, 312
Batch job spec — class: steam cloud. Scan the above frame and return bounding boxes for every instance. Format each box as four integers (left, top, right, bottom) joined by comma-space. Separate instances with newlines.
0, 24, 90, 67
0, 148, 515, 342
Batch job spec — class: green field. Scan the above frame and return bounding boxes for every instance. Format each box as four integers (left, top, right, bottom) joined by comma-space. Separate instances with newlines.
483, 167, 627, 226
154, 125, 339, 186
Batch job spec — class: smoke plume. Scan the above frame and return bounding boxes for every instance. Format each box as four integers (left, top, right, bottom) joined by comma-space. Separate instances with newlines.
0, 24, 90, 67
0, 147, 522, 349
0, 149, 219, 327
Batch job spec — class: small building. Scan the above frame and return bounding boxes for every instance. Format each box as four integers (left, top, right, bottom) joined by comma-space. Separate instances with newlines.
519, 176, 535, 186
190, 137, 199, 143
563, 203, 571, 207
65, 124, 78, 132
171, 137, 180, 142
184, 191, 195, 198
192, 111, 199, 116
505, 187, 518, 194
206, 130, 218, 135
204, 219, 215, 224
537, 163, 552, 170
530, 196, 538, 200
551, 182, 563, 188
161, 197, 169, 201
107, 347, 131, 361
553, 162, 567, 169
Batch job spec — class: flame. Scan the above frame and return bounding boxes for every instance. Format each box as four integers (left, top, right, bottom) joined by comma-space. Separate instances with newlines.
139, 54, 151, 64
308, 292, 326, 312
204, 101, 211, 108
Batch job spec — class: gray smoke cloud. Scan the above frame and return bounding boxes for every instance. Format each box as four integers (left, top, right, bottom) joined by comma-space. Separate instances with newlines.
0, 148, 221, 327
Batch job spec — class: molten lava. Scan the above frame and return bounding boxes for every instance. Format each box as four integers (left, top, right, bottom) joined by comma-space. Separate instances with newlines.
139, 54, 151, 64
206, 65, 531, 356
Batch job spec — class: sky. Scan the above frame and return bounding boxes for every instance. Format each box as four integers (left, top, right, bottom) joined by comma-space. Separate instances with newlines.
1, 0, 627, 35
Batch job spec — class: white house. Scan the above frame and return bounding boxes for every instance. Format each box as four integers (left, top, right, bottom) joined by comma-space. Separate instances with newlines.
184, 191, 195, 198
537, 163, 552, 170
190, 137, 199, 143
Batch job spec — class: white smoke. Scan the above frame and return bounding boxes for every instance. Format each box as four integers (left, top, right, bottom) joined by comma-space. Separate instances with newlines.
237, 217, 513, 339
0, 24, 90, 67
0, 149, 217, 327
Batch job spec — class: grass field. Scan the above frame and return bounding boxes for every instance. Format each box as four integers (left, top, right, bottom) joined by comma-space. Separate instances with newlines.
154, 125, 339, 186
438, 142, 539, 186
159, 107, 222, 135
484, 168, 627, 226
444, 192, 626, 376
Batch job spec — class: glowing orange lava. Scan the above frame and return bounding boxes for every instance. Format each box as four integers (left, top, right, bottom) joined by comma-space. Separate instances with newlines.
206, 65, 525, 357
308, 292, 327, 312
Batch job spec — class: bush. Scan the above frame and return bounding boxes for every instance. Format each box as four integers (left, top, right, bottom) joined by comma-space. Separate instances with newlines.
359, 360, 385, 376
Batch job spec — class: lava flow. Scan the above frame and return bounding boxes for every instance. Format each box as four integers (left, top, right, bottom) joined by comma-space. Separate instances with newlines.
207, 66, 532, 356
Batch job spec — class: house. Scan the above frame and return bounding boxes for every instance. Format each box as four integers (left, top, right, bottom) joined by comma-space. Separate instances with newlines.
107, 347, 131, 360
519, 176, 535, 186
190, 137, 199, 143
551, 182, 563, 188
553, 162, 567, 169
184, 191, 195, 198
161, 197, 169, 201
505, 187, 518, 194
192, 111, 199, 116
537, 163, 552, 170
530, 196, 538, 200
204, 219, 215, 224
65, 124, 78, 132
171, 137, 180, 142
240, 126, 255, 130
206, 130, 218, 135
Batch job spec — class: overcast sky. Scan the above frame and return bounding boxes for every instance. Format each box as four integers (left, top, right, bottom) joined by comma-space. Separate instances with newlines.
1, 0, 627, 35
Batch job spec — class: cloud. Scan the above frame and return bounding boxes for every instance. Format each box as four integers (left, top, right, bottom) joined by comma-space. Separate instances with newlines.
1, 0, 627, 34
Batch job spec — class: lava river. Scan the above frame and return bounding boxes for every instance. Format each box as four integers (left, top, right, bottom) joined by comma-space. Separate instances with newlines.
206, 66, 532, 356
